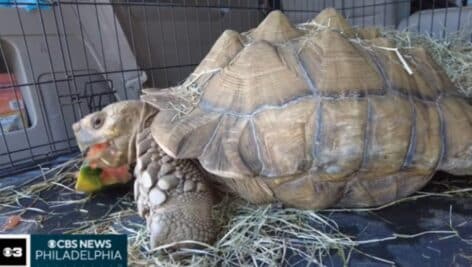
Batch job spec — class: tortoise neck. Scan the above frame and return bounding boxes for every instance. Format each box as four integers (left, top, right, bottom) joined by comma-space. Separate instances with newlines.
128, 102, 159, 164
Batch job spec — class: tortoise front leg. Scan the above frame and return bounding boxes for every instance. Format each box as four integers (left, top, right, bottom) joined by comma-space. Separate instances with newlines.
133, 129, 216, 248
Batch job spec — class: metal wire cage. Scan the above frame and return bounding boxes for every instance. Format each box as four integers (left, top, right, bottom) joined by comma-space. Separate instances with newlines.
0, 0, 471, 177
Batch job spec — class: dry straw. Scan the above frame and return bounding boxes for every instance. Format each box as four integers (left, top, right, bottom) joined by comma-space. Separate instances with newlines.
385, 30, 472, 97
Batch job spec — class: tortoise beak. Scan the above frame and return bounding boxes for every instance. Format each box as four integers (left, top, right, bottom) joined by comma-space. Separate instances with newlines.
72, 121, 107, 153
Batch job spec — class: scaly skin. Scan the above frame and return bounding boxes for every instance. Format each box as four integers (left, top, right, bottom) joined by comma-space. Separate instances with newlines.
73, 101, 217, 248
134, 127, 216, 247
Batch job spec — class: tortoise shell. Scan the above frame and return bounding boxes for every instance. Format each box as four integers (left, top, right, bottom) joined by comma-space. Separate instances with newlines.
143, 9, 472, 207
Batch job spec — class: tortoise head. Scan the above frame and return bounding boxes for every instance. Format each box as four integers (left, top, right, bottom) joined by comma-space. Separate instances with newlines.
72, 100, 145, 192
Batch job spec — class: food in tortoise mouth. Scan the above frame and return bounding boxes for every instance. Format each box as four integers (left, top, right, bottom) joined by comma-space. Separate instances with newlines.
75, 164, 102, 193
75, 142, 131, 193
72, 8, 472, 249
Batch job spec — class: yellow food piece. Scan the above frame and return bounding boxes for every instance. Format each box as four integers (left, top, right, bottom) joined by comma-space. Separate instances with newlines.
75, 164, 103, 193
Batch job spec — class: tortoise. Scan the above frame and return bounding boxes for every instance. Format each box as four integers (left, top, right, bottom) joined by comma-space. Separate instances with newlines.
72, 8, 472, 247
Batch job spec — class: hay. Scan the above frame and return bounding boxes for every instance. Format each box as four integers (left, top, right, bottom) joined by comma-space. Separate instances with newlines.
119, 186, 471, 266
384, 30, 472, 97
0, 157, 86, 209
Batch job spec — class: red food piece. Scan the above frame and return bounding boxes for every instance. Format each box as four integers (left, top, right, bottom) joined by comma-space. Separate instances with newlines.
87, 142, 109, 158
86, 143, 110, 169
100, 165, 131, 185
84, 143, 131, 185
3, 215, 21, 231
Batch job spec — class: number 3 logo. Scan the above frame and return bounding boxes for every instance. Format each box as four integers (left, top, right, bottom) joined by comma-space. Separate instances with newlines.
3, 247, 22, 257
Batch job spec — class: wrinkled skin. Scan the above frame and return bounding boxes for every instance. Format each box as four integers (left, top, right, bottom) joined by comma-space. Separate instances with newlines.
73, 101, 217, 248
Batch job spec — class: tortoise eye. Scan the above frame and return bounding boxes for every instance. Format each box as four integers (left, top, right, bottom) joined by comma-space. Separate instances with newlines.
92, 114, 105, 129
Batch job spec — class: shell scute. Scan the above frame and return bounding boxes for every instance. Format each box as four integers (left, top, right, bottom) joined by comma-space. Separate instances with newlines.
252, 98, 317, 177
361, 96, 413, 179
299, 31, 384, 96
199, 116, 254, 178
315, 99, 368, 180
192, 29, 243, 75
151, 107, 221, 158
250, 10, 303, 43
200, 41, 312, 114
